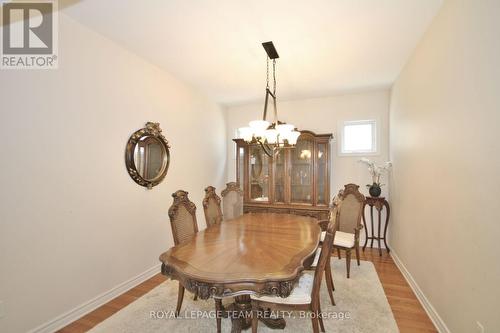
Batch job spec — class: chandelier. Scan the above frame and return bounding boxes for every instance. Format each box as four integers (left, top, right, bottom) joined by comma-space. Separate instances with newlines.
237, 41, 300, 157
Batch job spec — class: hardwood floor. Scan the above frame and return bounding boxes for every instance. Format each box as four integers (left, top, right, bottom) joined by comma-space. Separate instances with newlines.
58, 248, 437, 333
358, 249, 437, 333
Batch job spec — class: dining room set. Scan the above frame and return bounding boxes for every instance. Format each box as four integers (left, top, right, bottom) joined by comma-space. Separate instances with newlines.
159, 181, 384, 333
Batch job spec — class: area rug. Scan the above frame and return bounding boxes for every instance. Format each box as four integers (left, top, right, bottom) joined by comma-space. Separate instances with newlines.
89, 259, 398, 332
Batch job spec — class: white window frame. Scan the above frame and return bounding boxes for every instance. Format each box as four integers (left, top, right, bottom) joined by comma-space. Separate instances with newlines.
339, 119, 378, 156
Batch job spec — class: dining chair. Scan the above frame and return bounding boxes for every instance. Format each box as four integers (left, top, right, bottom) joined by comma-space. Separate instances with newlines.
167, 190, 199, 316
202, 186, 223, 228
202, 186, 225, 331
250, 216, 338, 333
221, 182, 243, 220
311, 202, 341, 306
326, 184, 365, 278
168, 190, 224, 332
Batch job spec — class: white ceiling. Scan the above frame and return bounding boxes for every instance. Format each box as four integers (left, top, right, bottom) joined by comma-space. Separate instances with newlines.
62, 0, 442, 106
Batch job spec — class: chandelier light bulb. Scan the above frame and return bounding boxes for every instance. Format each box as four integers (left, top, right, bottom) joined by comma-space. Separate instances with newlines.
287, 131, 301, 145
249, 120, 270, 138
238, 127, 254, 142
264, 129, 279, 144
276, 123, 294, 136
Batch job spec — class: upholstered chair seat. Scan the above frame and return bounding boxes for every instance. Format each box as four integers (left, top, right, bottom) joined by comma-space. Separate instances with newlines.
251, 273, 314, 305
311, 248, 321, 267
321, 230, 355, 248
311, 230, 357, 266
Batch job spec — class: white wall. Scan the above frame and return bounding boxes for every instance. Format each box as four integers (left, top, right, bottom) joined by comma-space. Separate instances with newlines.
0, 14, 226, 333
389, 0, 500, 332
226, 90, 390, 245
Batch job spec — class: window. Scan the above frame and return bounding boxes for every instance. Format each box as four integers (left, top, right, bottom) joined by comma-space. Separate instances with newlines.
340, 120, 377, 155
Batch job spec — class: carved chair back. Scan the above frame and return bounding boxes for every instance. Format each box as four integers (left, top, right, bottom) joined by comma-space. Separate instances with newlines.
221, 182, 243, 220
333, 184, 365, 235
168, 190, 198, 245
311, 208, 338, 304
203, 186, 223, 228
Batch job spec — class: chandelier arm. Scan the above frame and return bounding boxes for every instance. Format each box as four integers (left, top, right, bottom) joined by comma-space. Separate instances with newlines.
272, 59, 278, 124
258, 140, 274, 157
272, 92, 278, 124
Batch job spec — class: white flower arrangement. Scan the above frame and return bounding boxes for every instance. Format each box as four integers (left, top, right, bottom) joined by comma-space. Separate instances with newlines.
358, 158, 392, 186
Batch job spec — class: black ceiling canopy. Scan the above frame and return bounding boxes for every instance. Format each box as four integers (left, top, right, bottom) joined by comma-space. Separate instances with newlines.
262, 41, 279, 59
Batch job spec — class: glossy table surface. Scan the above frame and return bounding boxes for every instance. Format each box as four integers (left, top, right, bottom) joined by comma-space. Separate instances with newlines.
159, 213, 320, 295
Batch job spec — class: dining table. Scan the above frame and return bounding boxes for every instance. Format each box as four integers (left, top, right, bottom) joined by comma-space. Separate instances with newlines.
159, 213, 321, 332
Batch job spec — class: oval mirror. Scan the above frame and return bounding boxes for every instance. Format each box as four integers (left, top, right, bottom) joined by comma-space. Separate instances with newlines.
125, 122, 170, 188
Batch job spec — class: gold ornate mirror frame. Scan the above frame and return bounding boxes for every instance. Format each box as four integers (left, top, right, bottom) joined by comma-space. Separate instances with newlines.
125, 122, 171, 189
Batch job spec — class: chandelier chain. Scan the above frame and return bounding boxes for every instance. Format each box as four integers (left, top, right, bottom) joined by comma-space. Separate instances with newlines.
266, 57, 270, 90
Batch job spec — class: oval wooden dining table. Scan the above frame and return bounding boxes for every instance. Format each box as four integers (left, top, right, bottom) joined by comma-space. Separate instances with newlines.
159, 213, 321, 332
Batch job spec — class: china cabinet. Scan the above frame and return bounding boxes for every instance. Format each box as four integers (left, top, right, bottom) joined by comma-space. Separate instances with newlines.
234, 130, 333, 220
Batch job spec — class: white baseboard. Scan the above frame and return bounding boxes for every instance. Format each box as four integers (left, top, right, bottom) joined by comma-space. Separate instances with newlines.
28, 263, 162, 333
390, 250, 450, 333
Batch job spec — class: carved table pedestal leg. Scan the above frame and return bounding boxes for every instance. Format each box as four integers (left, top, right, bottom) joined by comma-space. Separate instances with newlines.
258, 307, 286, 330
224, 295, 286, 332
227, 295, 252, 333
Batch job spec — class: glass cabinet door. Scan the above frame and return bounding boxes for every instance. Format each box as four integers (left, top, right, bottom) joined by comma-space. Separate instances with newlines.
249, 146, 270, 202
237, 145, 245, 192
290, 135, 314, 204
273, 149, 286, 203
316, 143, 328, 205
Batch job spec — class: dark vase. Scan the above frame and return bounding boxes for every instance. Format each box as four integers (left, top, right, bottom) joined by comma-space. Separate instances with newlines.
368, 183, 382, 197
